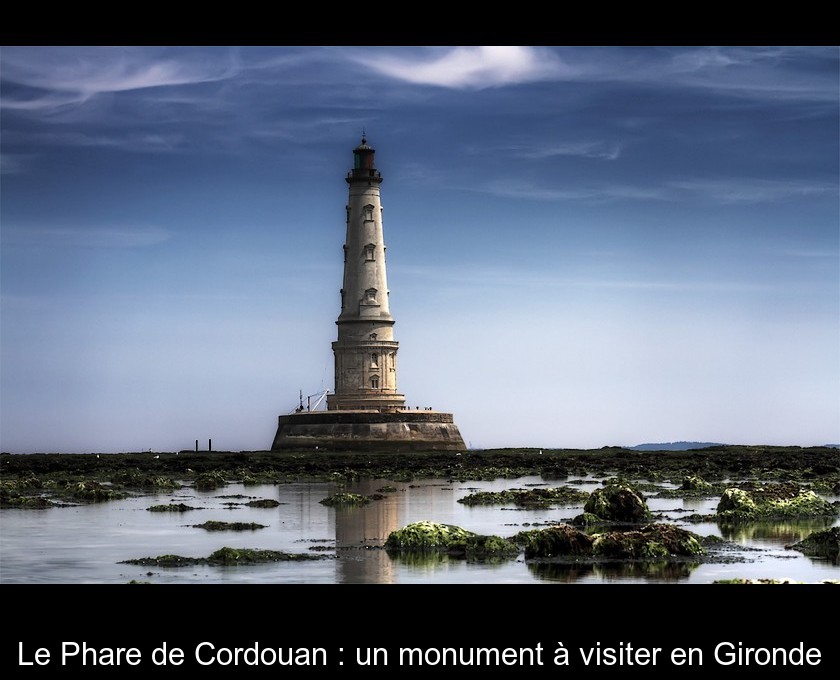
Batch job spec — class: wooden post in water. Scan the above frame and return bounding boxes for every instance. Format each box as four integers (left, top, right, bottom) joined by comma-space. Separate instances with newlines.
195, 439, 198, 452
209, 438, 212, 452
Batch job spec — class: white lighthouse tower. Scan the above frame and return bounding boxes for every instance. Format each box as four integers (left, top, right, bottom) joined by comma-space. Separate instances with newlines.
328, 136, 406, 412
271, 136, 465, 452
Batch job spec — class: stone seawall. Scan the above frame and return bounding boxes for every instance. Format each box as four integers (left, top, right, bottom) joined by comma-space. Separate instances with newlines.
271, 411, 465, 452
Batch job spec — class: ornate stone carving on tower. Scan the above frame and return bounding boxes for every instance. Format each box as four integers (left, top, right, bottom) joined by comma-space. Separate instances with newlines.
271, 137, 465, 452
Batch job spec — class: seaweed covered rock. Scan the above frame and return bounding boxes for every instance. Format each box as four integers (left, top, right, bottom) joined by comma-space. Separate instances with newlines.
319, 492, 375, 507
571, 512, 610, 528
192, 521, 267, 531
384, 521, 475, 551
681, 475, 713, 492
458, 486, 589, 508
0, 492, 54, 508
514, 524, 595, 558
66, 480, 126, 502
591, 523, 704, 559
787, 527, 840, 560
194, 471, 227, 491
716, 484, 837, 521
111, 470, 179, 490
147, 503, 196, 512
583, 480, 651, 523
453, 534, 520, 560
207, 547, 324, 564
246, 499, 281, 508
385, 521, 518, 560
122, 548, 331, 567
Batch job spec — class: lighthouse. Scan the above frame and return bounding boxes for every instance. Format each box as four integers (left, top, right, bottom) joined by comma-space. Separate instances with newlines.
271, 137, 465, 452
328, 136, 405, 412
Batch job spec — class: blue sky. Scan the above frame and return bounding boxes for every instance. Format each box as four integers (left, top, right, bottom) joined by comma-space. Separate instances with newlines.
1, 46, 837, 452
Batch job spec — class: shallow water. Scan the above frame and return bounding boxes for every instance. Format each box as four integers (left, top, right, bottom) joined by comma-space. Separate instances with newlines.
1, 476, 837, 584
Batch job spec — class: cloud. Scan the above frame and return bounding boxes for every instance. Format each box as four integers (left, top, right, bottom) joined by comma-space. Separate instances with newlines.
501, 141, 622, 161
669, 178, 838, 203
398, 264, 770, 294
348, 46, 837, 101
2, 129, 186, 152
3, 226, 174, 248
347, 46, 576, 89
1, 47, 240, 109
0, 152, 36, 174
477, 177, 837, 205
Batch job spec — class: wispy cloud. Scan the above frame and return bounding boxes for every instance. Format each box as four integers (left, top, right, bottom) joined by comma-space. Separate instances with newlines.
399, 264, 770, 293
1, 47, 241, 112
346, 46, 837, 102
496, 141, 622, 161
0, 152, 36, 174
2, 47, 239, 94
2, 129, 186, 152
669, 178, 838, 203
346, 46, 576, 89
474, 176, 837, 205
2, 226, 174, 248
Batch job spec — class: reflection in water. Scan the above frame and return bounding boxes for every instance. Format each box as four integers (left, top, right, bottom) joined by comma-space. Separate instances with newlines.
1, 476, 838, 584
334, 484, 399, 583
528, 560, 699, 583
718, 518, 835, 543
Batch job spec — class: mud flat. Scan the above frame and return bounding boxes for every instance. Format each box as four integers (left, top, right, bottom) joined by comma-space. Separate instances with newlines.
2, 445, 838, 486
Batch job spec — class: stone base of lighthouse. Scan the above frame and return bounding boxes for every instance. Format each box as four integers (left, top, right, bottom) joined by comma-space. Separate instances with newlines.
271, 410, 466, 452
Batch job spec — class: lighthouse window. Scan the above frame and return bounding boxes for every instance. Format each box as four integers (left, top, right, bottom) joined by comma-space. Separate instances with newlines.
370, 376, 379, 389
371, 353, 378, 368
364, 244, 375, 261
364, 288, 377, 303
363, 204, 374, 221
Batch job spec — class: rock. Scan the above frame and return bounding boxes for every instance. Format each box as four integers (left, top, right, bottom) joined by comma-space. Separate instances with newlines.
583, 480, 651, 523
571, 512, 609, 528
384, 521, 475, 551
787, 527, 840, 560
147, 503, 196, 512
716, 484, 838, 520
319, 492, 374, 507
194, 471, 227, 491
514, 524, 595, 558
591, 523, 704, 559
681, 475, 712, 491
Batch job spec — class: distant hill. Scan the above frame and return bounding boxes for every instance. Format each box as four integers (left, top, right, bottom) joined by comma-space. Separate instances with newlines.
629, 441, 723, 451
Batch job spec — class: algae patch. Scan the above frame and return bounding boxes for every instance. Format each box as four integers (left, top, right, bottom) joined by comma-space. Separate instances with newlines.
716, 484, 838, 521
583, 480, 652, 523
192, 521, 268, 531
319, 492, 383, 507
122, 547, 333, 567
245, 499, 282, 508
786, 527, 840, 563
384, 521, 518, 560
513, 523, 704, 560
147, 503, 197, 512
458, 486, 589, 508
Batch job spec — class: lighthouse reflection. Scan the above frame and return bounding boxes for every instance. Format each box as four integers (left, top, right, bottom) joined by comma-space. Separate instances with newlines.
330, 478, 458, 584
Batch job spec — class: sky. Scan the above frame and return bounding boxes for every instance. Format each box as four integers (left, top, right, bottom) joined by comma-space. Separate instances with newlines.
1, 45, 838, 453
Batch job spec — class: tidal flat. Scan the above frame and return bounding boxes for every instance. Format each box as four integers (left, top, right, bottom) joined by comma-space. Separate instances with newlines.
1, 446, 838, 584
